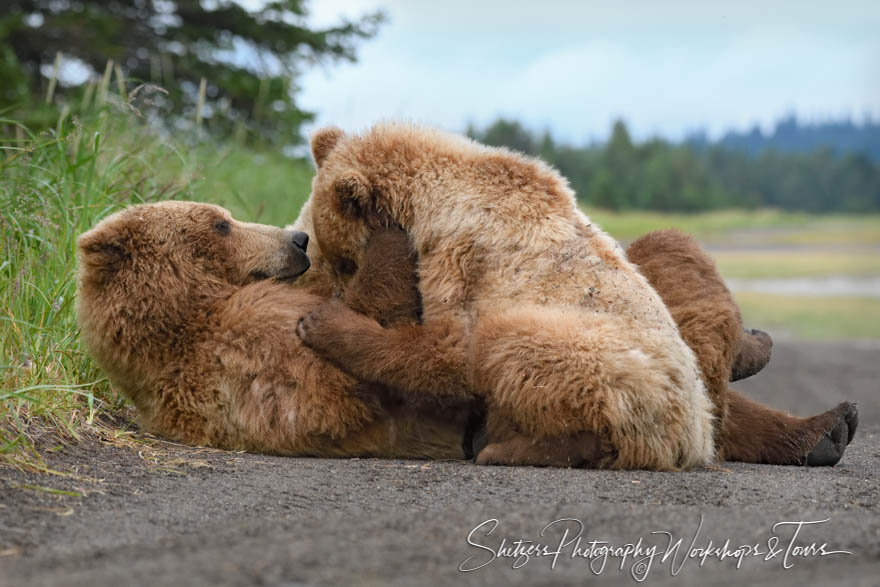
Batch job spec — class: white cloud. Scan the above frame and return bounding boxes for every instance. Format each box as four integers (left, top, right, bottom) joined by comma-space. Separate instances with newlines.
297, 1, 880, 141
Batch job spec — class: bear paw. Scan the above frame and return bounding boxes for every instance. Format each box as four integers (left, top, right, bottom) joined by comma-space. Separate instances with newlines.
805, 402, 859, 467
296, 303, 345, 353
297, 302, 382, 364
730, 328, 773, 382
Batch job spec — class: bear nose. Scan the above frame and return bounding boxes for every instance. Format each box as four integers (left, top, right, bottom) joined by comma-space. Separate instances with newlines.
291, 231, 309, 251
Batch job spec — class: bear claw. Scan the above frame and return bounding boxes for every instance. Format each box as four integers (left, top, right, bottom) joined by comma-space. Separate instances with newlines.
295, 316, 309, 342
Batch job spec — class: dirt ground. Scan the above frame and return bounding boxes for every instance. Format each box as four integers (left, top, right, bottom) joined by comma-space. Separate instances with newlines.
1, 340, 879, 586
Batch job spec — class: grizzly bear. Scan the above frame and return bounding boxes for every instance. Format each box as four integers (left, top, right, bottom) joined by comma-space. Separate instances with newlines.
626, 230, 858, 466
296, 124, 716, 471
291, 194, 855, 466
76, 201, 471, 459
295, 124, 859, 470
76, 202, 856, 468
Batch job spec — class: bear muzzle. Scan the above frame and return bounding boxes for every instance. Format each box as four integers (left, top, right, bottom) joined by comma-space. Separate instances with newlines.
290, 231, 309, 251
279, 230, 311, 281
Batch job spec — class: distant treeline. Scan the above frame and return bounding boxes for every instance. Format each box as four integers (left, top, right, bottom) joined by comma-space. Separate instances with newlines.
467, 118, 880, 212
691, 115, 880, 162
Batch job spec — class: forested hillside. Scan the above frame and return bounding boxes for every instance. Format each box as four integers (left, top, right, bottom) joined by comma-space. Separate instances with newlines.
469, 118, 880, 212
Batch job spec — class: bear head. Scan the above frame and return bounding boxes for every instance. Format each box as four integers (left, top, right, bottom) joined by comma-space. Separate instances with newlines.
306, 125, 442, 290
75, 201, 311, 408
77, 201, 310, 290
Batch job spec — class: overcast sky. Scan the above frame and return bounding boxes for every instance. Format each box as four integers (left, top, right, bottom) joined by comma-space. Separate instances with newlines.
288, 0, 879, 143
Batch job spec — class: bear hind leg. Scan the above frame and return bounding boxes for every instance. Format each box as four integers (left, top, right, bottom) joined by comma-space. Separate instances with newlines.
474, 307, 715, 470
722, 390, 858, 466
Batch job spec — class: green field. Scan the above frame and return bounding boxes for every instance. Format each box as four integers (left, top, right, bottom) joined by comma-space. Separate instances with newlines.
589, 207, 880, 247
711, 250, 880, 279
734, 292, 880, 342
2, 111, 878, 468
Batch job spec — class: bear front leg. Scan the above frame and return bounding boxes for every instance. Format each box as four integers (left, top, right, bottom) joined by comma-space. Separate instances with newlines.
342, 228, 422, 327
297, 302, 474, 402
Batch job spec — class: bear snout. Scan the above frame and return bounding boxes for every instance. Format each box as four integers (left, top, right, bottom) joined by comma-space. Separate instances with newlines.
290, 231, 309, 252
282, 247, 311, 280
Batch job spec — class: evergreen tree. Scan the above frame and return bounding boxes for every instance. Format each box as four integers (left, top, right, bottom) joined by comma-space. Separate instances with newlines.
477, 118, 536, 155
0, 0, 383, 142
469, 117, 880, 213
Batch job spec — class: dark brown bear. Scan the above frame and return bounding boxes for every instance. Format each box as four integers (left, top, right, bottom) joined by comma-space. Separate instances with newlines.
626, 230, 857, 466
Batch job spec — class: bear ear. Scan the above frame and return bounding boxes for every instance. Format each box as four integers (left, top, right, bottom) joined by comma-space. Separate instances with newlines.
311, 126, 345, 168
77, 230, 130, 274
333, 174, 370, 217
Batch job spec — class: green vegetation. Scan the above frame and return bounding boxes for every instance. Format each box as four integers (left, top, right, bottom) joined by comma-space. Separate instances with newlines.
0, 1, 382, 143
735, 293, 880, 342
186, 142, 313, 223
0, 109, 313, 470
586, 207, 880, 246
470, 118, 880, 213
2, 108, 878, 471
713, 250, 880, 279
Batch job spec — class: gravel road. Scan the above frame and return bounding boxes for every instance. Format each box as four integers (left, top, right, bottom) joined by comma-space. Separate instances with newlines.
2, 340, 878, 586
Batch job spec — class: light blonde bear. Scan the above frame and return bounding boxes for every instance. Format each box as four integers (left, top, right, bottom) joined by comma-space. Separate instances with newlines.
294, 124, 716, 470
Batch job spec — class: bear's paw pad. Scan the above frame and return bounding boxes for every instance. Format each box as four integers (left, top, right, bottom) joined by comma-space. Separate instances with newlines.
805, 402, 859, 467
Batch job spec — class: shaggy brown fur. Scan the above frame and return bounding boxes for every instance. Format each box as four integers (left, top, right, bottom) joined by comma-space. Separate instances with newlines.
295, 124, 859, 470
296, 124, 716, 471
627, 230, 858, 465
297, 215, 857, 466
76, 202, 856, 467
76, 202, 469, 459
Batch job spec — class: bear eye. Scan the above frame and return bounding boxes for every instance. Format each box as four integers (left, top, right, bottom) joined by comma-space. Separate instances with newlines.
214, 220, 230, 235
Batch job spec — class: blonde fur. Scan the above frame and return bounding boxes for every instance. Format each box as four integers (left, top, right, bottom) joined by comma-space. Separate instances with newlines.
296, 124, 715, 470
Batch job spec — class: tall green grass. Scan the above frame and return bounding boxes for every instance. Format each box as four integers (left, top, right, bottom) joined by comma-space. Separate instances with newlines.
0, 109, 314, 468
